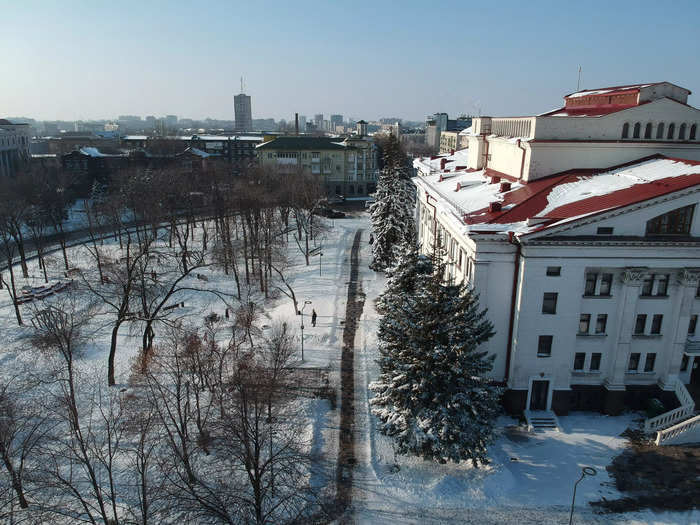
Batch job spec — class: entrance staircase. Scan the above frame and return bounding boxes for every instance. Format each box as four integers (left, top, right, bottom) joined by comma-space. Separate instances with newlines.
644, 380, 698, 445
524, 410, 560, 432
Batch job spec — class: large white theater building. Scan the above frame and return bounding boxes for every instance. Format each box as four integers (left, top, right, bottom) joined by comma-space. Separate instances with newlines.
413, 82, 700, 430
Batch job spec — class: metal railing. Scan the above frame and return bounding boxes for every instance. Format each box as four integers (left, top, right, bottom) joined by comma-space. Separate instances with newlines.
644, 380, 695, 434
655, 414, 700, 445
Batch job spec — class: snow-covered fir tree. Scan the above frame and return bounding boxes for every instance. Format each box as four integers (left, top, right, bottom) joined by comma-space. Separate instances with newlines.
368, 135, 416, 271
370, 245, 501, 466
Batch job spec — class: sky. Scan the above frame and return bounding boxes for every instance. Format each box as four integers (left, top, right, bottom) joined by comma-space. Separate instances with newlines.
2, 0, 700, 123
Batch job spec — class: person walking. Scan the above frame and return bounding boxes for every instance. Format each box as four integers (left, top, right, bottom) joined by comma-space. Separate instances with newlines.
311, 309, 317, 327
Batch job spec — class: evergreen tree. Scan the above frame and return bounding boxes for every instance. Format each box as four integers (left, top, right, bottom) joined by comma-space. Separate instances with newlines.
370, 248, 501, 466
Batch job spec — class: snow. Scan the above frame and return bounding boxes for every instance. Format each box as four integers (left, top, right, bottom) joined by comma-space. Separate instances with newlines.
79, 146, 108, 157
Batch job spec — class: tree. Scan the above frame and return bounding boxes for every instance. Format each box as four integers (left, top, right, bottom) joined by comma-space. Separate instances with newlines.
369, 247, 501, 466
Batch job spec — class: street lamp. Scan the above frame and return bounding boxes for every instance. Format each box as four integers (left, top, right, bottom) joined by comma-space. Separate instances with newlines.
300, 300, 312, 362
569, 466, 597, 525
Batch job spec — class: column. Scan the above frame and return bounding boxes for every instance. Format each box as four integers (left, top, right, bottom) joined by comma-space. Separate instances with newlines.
604, 267, 646, 414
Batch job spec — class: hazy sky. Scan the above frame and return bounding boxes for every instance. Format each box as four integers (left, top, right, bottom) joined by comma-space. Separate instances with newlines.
2, 0, 699, 122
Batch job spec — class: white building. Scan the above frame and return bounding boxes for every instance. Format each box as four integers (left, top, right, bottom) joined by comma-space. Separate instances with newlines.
413, 82, 700, 421
0, 119, 30, 177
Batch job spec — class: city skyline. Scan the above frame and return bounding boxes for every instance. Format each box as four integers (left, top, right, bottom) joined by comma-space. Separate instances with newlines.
2, 1, 700, 122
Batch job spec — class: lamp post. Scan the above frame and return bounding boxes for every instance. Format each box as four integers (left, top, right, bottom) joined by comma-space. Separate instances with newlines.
569, 466, 596, 525
319, 252, 323, 276
300, 300, 312, 362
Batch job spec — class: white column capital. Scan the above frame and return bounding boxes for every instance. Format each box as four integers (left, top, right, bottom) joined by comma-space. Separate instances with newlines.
677, 268, 700, 287
620, 267, 647, 285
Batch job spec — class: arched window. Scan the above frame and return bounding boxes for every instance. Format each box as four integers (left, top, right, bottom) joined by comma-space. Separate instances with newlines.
633, 122, 641, 138
646, 204, 695, 236
691, 124, 697, 141
679, 123, 687, 140
621, 123, 629, 139
656, 122, 665, 139
667, 123, 675, 139
644, 123, 652, 139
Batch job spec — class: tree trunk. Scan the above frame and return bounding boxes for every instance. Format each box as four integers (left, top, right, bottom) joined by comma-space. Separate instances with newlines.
108, 320, 123, 386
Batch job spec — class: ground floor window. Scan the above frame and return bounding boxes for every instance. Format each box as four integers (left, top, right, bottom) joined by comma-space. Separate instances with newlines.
628, 353, 641, 371
573, 352, 586, 370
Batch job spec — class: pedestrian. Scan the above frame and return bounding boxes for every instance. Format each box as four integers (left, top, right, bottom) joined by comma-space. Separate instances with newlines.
311, 309, 317, 327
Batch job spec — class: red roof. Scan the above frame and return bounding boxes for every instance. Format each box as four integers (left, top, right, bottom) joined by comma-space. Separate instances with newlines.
464, 155, 700, 234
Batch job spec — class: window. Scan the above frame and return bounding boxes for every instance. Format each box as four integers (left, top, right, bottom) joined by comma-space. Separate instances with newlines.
596, 227, 614, 235
681, 354, 690, 372
689, 314, 698, 335
634, 314, 647, 335
628, 353, 641, 371
644, 123, 652, 139
595, 314, 608, 334
585, 273, 597, 295
633, 122, 641, 138
691, 124, 697, 141
667, 123, 675, 139
546, 266, 561, 276
599, 274, 613, 296
621, 123, 629, 139
646, 205, 694, 235
641, 275, 653, 296
574, 353, 586, 370
651, 314, 663, 334
679, 123, 687, 140
644, 353, 657, 372
579, 314, 591, 334
590, 353, 602, 371
656, 123, 665, 139
656, 274, 669, 296
537, 335, 553, 356
542, 293, 558, 314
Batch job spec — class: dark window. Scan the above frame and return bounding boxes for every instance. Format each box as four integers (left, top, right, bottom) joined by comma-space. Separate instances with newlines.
542, 293, 558, 314
595, 314, 608, 334
689, 314, 698, 335
644, 353, 657, 372
628, 352, 641, 371
546, 266, 561, 276
590, 353, 602, 371
537, 335, 553, 356
681, 354, 690, 372
668, 123, 675, 139
679, 123, 687, 140
335, 185, 341, 194
656, 274, 669, 296
597, 227, 614, 235
574, 353, 586, 370
584, 273, 597, 295
651, 314, 663, 334
644, 123, 652, 139
599, 274, 613, 296
641, 276, 653, 296
633, 122, 641, 138
646, 205, 695, 235
579, 314, 591, 334
691, 124, 697, 141
621, 123, 629, 139
656, 122, 665, 139
634, 314, 647, 334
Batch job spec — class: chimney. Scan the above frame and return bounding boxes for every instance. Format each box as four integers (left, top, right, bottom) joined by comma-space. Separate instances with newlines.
489, 202, 502, 212
490, 176, 501, 184
455, 182, 461, 192
295, 113, 299, 135
440, 158, 447, 170
500, 182, 511, 192
450, 149, 455, 155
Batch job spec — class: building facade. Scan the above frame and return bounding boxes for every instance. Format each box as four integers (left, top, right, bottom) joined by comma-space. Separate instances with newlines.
257, 136, 378, 197
413, 82, 700, 417
234, 93, 253, 132
0, 119, 30, 176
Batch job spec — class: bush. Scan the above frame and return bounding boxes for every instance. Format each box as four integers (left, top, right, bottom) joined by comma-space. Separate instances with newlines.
645, 398, 666, 418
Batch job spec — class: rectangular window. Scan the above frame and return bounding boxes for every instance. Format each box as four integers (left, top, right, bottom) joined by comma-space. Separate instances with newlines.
651, 314, 663, 334
537, 335, 553, 356
579, 314, 591, 334
628, 353, 641, 371
634, 314, 647, 335
542, 293, 558, 314
574, 353, 586, 370
597, 227, 614, 235
590, 353, 602, 371
681, 354, 690, 372
584, 273, 597, 295
656, 274, 669, 296
599, 274, 613, 296
644, 353, 657, 372
595, 314, 608, 334
546, 266, 561, 276
689, 315, 698, 335
641, 276, 653, 296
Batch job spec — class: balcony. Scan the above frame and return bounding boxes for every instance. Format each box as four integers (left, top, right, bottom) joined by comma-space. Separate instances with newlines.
685, 339, 700, 355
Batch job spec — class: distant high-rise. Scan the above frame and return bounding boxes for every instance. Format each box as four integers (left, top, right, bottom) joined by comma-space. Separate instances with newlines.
234, 91, 253, 132
330, 114, 343, 130
314, 114, 323, 129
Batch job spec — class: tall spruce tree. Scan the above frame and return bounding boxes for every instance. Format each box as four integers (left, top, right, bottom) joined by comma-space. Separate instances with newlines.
370, 246, 501, 466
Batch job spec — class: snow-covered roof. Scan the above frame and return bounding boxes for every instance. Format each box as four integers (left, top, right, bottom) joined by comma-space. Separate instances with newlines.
413, 149, 470, 175
79, 147, 108, 157
413, 155, 700, 238
121, 134, 263, 142
458, 126, 473, 136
